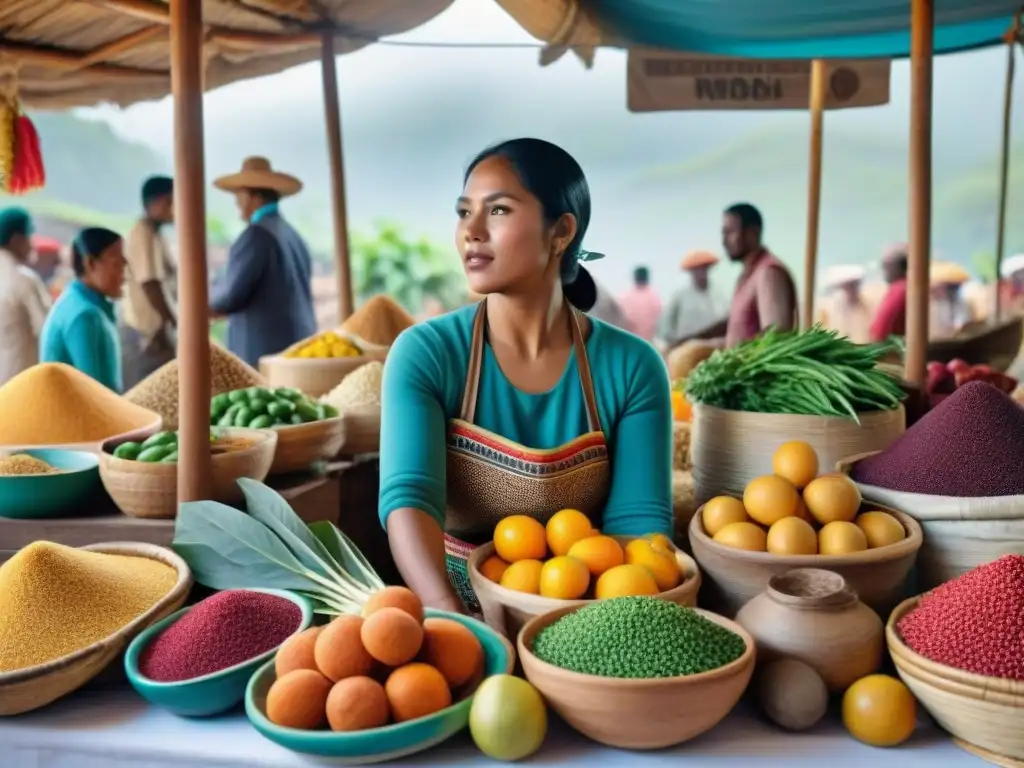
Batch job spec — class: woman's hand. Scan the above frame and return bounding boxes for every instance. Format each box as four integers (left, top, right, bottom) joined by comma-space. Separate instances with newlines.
420, 588, 466, 615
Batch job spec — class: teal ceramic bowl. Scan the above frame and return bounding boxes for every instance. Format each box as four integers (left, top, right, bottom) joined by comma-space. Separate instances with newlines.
125, 589, 313, 717
245, 609, 515, 763
0, 449, 101, 519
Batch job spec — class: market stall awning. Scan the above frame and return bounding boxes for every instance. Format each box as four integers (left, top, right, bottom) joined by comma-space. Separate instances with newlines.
0, 0, 455, 109
495, 0, 1019, 59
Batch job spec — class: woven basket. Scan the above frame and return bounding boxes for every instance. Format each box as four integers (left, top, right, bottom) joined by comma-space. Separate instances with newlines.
0, 542, 192, 716
268, 417, 347, 475
260, 351, 388, 400
690, 404, 905, 505
335, 405, 381, 456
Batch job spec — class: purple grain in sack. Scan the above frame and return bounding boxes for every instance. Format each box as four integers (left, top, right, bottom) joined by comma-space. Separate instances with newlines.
851, 381, 1024, 497
139, 590, 301, 682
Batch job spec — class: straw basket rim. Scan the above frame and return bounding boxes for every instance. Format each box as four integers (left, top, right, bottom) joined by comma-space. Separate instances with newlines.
688, 499, 923, 567
517, 603, 754, 691
0, 541, 193, 686
98, 426, 278, 476
270, 414, 345, 438
886, 595, 1024, 699
0, 415, 164, 455
259, 349, 388, 371
691, 401, 906, 425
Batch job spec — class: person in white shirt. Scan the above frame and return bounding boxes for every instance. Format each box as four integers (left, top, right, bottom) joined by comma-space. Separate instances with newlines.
929, 262, 972, 339
659, 250, 726, 350
815, 264, 874, 343
0, 207, 52, 386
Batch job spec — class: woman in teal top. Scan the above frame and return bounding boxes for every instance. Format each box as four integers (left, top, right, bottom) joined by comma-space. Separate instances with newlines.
40, 227, 126, 392
379, 139, 672, 615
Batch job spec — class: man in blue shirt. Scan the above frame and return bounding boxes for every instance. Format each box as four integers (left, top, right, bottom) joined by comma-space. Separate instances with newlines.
210, 156, 317, 367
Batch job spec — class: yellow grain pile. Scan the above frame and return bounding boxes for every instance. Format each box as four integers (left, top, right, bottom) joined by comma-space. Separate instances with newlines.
0, 364, 159, 445
340, 295, 414, 347
322, 362, 384, 411
125, 343, 265, 428
0, 454, 58, 475
0, 542, 177, 671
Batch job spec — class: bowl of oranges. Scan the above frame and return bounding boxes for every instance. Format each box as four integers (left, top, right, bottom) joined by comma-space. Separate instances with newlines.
467, 510, 701, 640
688, 440, 922, 618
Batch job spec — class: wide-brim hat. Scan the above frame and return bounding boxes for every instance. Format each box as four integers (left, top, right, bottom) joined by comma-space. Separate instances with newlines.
680, 250, 719, 270
823, 264, 866, 289
1001, 253, 1024, 279
213, 156, 302, 197
930, 261, 970, 286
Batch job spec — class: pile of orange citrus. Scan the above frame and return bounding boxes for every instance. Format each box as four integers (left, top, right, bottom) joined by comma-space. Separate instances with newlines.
703, 441, 907, 556
479, 510, 682, 600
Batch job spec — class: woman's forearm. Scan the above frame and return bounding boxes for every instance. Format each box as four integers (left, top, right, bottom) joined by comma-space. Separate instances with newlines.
386, 507, 462, 612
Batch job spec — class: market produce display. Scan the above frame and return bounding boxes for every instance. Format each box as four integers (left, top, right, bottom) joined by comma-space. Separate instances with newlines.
896, 555, 1023, 680
841, 674, 917, 747
283, 330, 362, 360
0, 454, 59, 475
111, 430, 256, 463
139, 591, 303, 682
0, 363, 158, 445
210, 387, 339, 430
469, 674, 547, 761
926, 358, 1017, 399
685, 326, 904, 421
321, 362, 383, 412
0, 542, 177, 671
125, 344, 266, 429
339, 294, 415, 348
851, 380, 1024, 497
703, 442, 905, 555
480, 511, 682, 598
531, 596, 746, 678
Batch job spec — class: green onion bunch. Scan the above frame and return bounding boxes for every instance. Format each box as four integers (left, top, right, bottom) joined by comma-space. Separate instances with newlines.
684, 325, 905, 422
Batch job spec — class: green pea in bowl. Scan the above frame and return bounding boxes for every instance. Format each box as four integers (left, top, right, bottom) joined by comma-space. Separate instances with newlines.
518, 601, 755, 750
124, 589, 313, 717
0, 449, 101, 519
244, 609, 515, 763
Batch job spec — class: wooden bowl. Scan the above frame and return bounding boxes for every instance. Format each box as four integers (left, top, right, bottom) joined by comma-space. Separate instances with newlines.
335, 405, 381, 456
467, 536, 701, 640
518, 604, 754, 749
0, 541, 192, 716
99, 428, 277, 519
260, 351, 388, 399
687, 502, 921, 617
268, 417, 347, 475
887, 596, 1024, 760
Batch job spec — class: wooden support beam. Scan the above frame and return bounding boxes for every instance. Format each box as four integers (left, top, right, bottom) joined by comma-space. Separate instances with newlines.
802, 59, 827, 330
993, 14, 1020, 321
321, 31, 354, 321
67, 25, 165, 72
0, 38, 167, 79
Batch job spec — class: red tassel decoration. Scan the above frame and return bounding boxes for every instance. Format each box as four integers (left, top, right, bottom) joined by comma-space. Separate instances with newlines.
8, 107, 44, 195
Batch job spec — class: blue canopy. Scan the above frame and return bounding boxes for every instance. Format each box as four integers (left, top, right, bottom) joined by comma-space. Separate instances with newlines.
582, 0, 1019, 58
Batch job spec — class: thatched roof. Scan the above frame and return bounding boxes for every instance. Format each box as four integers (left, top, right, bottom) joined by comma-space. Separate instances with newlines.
0, 0, 455, 109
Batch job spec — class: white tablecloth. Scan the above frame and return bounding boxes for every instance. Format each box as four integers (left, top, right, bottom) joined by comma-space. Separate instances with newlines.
0, 684, 989, 768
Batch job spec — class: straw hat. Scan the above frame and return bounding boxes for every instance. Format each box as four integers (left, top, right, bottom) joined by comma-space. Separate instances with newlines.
930, 261, 970, 286
213, 156, 302, 197
823, 264, 866, 289
1001, 253, 1024, 279
680, 250, 719, 270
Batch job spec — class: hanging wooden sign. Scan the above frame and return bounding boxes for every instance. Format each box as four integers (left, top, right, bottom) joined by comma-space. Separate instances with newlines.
627, 50, 891, 112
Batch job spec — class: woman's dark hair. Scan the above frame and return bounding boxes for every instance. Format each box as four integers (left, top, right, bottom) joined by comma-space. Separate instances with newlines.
72, 227, 122, 277
465, 138, 597, 311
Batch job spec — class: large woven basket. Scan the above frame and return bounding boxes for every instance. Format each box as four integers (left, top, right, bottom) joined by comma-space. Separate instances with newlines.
0, 542, 192, 716
690, 403, 905, 505
268, 417, 347, 475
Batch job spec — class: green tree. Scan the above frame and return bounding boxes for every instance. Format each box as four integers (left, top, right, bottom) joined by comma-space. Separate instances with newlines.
971, 250, 998, 284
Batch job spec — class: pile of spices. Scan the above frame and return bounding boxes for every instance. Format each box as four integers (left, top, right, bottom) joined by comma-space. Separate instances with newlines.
0, 363, 159, 445
0, 453, 59, 475
322, 362, 383, 411
532, 597, 746, 679
340, 295, 415, 348
0, 542, 177, 671
897, 555, 1024, 680
851, 381, 1024, 496
139, 590, 302, 682
125, 344, 265, 429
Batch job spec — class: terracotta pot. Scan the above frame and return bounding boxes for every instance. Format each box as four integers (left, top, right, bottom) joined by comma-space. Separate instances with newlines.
734, 568, 883, 692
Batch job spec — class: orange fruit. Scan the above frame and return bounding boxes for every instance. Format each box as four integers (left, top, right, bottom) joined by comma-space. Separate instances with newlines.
671, 390, 692, 421
566, 535, 624, 577
594, 564, 659, 599
803, 475, 861, 525
645, 533, 674, 553
545, 509, 594, 557
743, 475, 800, 526
538, 556, 590, 599
772, 440, 819, 489
842, 674, 916, 747
498, 559, 543, 594
766, 517, 818, 555
713, 521, 768, 551
854, 511, 905, 549
818, 521, 868, 555
624, 539, 681, 591
478, 554, 510, 583
493, 515, 547, 562
702, 496, 749, 536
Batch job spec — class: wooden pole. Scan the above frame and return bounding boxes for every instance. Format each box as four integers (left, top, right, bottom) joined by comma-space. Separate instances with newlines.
994, 15, 1019, 322
803, 59, 828, 329
170, 0, 212, 503
905, 0, 934, 387
321, 31, 354, 322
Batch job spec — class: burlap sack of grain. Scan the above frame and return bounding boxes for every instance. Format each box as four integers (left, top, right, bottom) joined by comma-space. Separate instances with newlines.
672, 470, 697, 553
673, 420, 692, 471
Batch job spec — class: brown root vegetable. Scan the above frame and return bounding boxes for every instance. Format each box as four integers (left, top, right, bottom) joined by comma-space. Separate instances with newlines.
314, 615, 374, 682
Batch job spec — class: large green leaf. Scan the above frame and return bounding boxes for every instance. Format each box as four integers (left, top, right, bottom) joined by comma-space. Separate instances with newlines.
308, 521, 385, 591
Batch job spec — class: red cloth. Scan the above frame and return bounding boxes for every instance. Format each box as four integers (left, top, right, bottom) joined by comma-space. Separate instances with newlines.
869, 278, 907, 341
725, 250, 795, 347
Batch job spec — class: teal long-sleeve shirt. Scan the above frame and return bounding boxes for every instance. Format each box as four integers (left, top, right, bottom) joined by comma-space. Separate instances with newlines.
378, 304, 673, 539
40, 279, 123, 392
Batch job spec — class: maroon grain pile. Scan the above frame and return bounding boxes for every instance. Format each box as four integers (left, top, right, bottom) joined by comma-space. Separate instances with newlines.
140, 590, 301, 682
851, 381, 1024, 496
897, 555, 1024, 680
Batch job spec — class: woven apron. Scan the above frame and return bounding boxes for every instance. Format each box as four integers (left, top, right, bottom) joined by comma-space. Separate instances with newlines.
444, 300, 612, 616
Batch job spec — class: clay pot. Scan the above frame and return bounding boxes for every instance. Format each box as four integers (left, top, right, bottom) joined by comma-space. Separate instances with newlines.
734, 568, 883, 692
